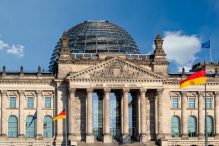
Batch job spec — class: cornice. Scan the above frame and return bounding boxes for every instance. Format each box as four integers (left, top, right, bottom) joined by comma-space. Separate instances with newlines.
163, 80, 219, 86
0, 79, 54, 84
68, 78, 164, 83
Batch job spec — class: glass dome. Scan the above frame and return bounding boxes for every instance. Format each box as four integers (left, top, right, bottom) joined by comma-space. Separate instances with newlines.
49, 20, 139, 71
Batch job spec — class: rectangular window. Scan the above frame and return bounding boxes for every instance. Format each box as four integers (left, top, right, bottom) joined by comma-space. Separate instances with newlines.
172, 98, 179, 108
206, 98, 212, 109
27, 97, 34, 108
10, 97, 16, 108
45, 97, 51, 108
189, 98, 195, 108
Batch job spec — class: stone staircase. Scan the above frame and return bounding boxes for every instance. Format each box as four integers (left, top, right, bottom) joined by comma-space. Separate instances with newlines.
76, 140, 158, 146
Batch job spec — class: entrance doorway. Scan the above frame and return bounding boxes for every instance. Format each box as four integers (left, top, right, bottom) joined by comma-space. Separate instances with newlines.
92, 91, 103, 141
110, 91, 121, 141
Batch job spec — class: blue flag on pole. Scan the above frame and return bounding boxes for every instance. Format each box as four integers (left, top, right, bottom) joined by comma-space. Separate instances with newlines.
27, 111, 37, 127
202, 40, 210, 48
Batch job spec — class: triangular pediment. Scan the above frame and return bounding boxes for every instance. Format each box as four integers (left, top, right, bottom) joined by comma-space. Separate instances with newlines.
66, 57, 166, 80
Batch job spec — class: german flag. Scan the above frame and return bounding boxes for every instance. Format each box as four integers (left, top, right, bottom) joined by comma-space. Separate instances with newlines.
53, 109, 66, 121
179, 68, 206, 88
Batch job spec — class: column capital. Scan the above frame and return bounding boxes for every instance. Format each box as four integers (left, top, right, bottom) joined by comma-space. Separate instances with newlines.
122, 88, 129, 94
69, 88, 76, 94
181, 91, 187, 96
104, 88, 111, 93
0, 90, 7, 96
197, 91, 203, 96
156, 88, 164, 95
18, 90, 25, 96
36, 90, 43, 96
215, 91, 219, 96
140, 88, 147, 94
86, 88, 93, 94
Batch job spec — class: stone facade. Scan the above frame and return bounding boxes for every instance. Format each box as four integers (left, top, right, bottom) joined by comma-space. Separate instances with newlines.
0, 22, 219, 146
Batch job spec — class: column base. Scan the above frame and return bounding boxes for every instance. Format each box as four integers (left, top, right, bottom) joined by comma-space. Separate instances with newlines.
140, 133, 148, 143
86, 134, 94, 143
157, 133, 165, 140
36, 134, 43, 140
198, 134, 204, 140
0, 134, 6, 140
103, 134, 112, 143
18, 134, 25, 139
69, 133, 77, 141
181, 134, 188, 139
121, 134, 131, 144
215, 134, 219, 139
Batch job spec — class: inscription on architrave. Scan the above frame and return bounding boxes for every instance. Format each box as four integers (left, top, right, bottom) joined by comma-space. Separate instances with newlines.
92, 83, 142, 88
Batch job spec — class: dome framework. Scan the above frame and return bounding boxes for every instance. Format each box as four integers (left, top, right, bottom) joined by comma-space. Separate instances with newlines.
49, 20, 139, 71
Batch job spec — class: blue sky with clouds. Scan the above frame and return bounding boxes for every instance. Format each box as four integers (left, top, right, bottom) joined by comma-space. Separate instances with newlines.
0, 0, 218, 72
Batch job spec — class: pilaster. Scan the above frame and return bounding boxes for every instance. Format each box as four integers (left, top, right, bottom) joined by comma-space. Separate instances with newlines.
18, 90, 25, 139
157, 89, 164, 139
215, 91, 219, 138
0, 90, 7, 139
198, 91, 204, 139
181, 91, 188, 139
36, 90, 43, 140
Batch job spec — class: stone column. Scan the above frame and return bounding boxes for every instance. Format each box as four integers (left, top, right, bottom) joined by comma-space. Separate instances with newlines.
18, 90, 25, 138
198, 92, 204, 139
154, 93, 158, 136
140, 88, 147, 142
0, 90, 7, 138
55, 82, 65, 143
215, 91, 219, 138
122, 88, 130, 142
69, 88, 76, 141
103, 88, 112, 143
181, 91, 188, 138
86, 88, 94, 143
36, 90, 43, 139
156, 89, 165, 139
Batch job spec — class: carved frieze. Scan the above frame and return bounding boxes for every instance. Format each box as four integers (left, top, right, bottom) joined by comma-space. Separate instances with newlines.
90, 62, 144, 78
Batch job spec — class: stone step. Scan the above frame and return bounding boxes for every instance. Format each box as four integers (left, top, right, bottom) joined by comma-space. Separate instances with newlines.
76, 141, 158, 146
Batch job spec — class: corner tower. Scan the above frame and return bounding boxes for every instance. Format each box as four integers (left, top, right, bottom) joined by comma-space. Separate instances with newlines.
152, 33, 168, 75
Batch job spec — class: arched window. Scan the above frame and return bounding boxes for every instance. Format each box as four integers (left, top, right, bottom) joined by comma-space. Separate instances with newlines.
188, 116, 197, 137
171, 116, 180, 137
8, 116, 18, 138
207, 116, 214, 137
43, 116, 53, 138
26, 116, 35, 138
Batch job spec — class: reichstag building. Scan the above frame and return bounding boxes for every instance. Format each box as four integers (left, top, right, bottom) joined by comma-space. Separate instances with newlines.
0, 20, 219, 146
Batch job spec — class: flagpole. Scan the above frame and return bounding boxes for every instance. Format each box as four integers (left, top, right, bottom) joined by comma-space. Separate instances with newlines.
204, 61, 208, 146
65, 107, 68, 146
210, 37, 212, 62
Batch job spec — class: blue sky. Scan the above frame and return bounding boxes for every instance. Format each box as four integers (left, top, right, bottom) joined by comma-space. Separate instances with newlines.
0, 0, 218, 72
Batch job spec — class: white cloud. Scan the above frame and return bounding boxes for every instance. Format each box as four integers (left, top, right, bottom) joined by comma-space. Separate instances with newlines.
0, 39, 24, 57
6, 45, 24, 57
0, 40, 8, 50
162, 31, 201, 71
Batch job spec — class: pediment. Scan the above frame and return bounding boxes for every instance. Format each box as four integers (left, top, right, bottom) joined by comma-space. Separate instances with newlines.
66, 57, 166, 80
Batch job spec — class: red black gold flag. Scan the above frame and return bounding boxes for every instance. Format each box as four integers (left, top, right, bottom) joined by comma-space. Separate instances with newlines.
52, 109, 66, 121
179, 69, 206, 88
